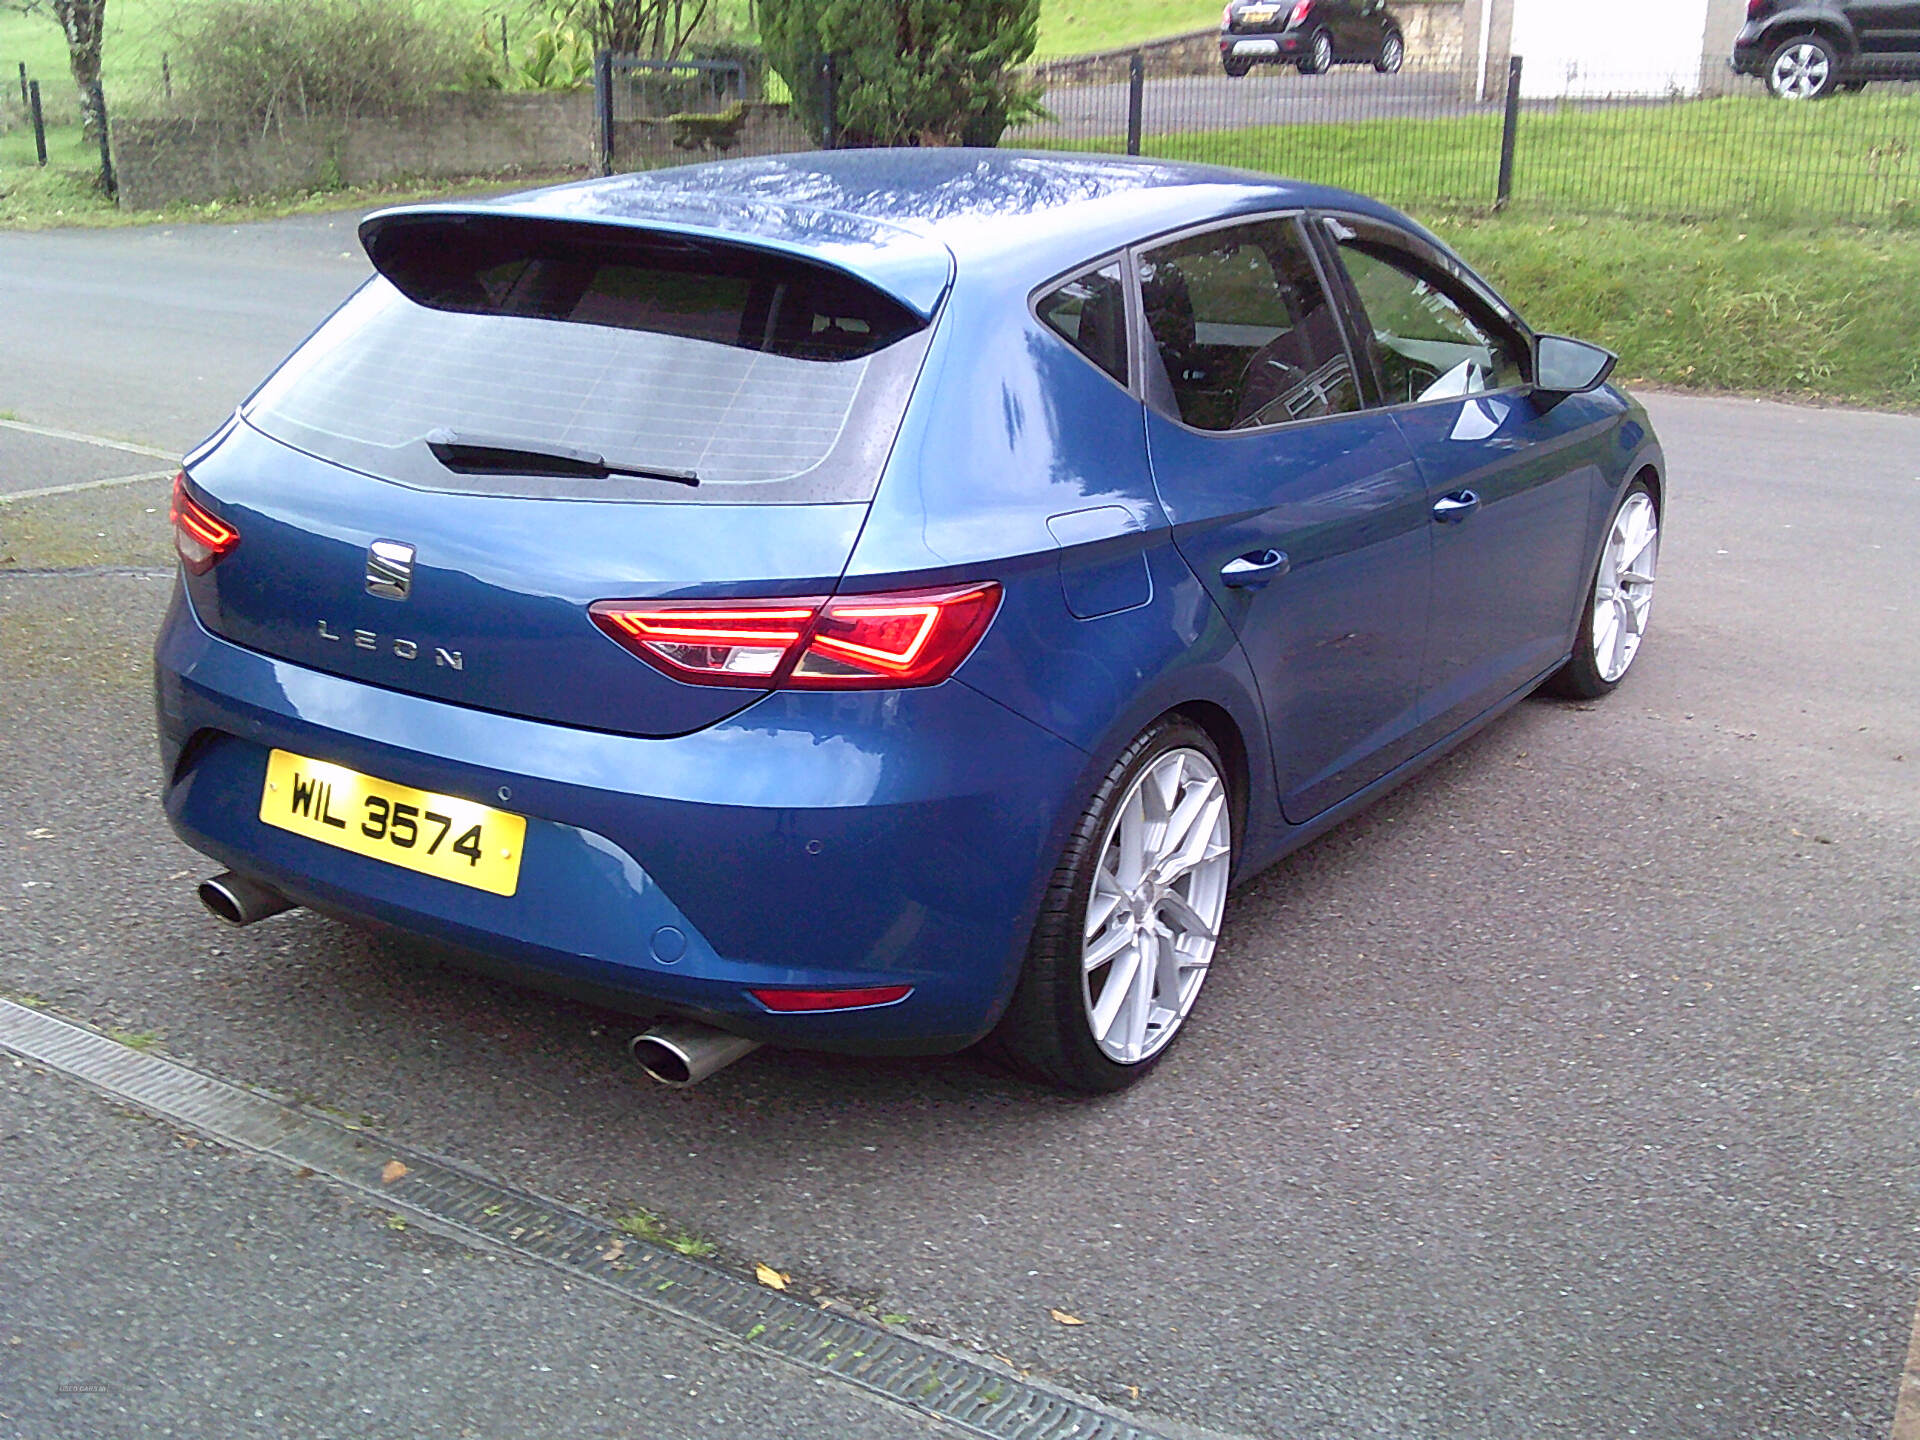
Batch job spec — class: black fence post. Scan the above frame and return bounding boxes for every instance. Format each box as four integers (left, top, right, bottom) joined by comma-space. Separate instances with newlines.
593, 48, 614, 176
27, 79, 46, 167
91, 79, 115, 198
820, 53, 837, 149
17, 61, 27, 108
162, 52, 172, 102
1126, 51, 1144, 157
1495, 54, 1522, 211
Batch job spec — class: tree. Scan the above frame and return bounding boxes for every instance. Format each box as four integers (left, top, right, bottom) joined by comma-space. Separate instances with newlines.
9, 0, 109, 139
551, 0, 711, 59
761, 0, 1042, 148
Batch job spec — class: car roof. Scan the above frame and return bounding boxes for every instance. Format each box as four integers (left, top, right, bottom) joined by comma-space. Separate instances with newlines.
366, 149, 1426, 315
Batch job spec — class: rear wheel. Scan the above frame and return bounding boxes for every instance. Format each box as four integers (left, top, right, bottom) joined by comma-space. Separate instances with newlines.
989, 719, 1232, 1093
1375, 31, 1404, 73
1223, 56, 1253, 78
1298, 29, 1333, 75
1766, 35, 1839, 98
1544, 479, 1660, 700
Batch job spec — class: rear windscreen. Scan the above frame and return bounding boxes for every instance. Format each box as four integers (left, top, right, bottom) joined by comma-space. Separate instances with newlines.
245, 217, 935, 504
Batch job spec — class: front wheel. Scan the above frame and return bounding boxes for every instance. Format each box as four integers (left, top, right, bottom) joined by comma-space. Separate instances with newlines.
988, 719, 1233, 1093
1375, 31, 1404, 73
1544, 479, 1660, 700
1766, 35, 1839, 98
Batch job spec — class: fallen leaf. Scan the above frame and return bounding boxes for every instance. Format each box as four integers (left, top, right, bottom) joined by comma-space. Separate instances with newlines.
380, 1160, 409, 1185
755, 1264, 789, 1291
599, 1237, 627, 1264
1049, 1309, 1086, 1326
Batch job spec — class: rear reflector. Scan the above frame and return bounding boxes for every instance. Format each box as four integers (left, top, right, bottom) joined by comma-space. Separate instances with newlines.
170, 472, 239, 574
750, 985, 914, 1012
591, 582, 1000, 691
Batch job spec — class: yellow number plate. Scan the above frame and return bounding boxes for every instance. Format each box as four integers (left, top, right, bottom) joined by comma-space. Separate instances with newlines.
259, 749, 526, 897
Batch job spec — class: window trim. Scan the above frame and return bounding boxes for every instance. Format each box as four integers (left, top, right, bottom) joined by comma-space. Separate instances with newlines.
1309, 211, 1539, 414
1027, 250, 1140, 396
1125, 209, 1371, 441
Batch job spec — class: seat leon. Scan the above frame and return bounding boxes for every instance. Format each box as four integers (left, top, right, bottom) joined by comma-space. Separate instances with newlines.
156, 150, 1666, 1093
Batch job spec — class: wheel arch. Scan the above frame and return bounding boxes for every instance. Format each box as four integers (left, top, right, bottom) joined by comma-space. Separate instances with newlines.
1763, 17, 1858, 60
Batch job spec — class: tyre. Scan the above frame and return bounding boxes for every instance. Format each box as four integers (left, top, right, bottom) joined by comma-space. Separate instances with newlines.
1766, 34, 1839, 98
988, 718, 1233, 1093
1375, 30, 1404, 74
1543, 478, 1660, 700
1223, 56, 1253, 78
1298, 28, 1333, 75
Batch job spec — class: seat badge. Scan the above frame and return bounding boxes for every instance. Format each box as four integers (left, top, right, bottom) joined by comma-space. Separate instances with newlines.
366, 540, 415, 600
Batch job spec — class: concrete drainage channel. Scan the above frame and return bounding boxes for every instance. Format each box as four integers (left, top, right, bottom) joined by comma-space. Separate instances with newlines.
0, 998, 1180, 1440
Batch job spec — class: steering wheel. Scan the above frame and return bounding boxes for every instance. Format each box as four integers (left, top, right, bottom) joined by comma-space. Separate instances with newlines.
1232, 337, 1311, 428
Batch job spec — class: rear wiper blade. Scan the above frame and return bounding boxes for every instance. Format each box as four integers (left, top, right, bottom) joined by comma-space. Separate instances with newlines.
426, 431, 699, 487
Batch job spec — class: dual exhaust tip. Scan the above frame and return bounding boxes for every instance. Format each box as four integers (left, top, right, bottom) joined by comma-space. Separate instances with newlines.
196, 871, 759, 1087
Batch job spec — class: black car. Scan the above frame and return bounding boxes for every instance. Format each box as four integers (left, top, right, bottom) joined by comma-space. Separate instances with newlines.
1219, 0, 1404, 78
1734, 0, 1920, 97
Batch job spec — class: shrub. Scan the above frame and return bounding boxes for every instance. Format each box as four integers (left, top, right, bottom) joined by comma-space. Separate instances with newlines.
169, 0, 475, 130
761, 0, 1042, 147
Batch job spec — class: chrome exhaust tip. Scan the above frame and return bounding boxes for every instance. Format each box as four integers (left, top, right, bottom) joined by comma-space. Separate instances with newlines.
197, 871, 295, 927
629, 1021, 761, 1088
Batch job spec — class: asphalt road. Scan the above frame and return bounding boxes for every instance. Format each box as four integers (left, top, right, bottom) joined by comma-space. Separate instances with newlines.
1015, 69, 1477, 142
3, 213, 1918, 1440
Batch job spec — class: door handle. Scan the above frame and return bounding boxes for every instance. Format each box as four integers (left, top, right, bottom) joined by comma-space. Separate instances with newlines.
1220, 549, 1290, 588
1432, 490, 1480, 523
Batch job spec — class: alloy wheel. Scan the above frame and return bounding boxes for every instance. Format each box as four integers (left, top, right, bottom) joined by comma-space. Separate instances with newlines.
1312, 31, 1333, 72
1591, 491, 1659, 683
1770, 42, 1831, 98
1378, 34, 1403, 73
1080, 747, 1231, 1065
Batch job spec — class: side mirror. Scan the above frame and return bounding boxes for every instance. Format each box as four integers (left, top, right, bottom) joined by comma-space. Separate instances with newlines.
1532, 334, 1617, 403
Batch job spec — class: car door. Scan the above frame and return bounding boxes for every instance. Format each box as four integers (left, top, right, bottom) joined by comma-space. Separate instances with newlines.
1846, 0, 1920, 55
1135, 213, 1434, 827
1320, 0, 1363, 56
1313, 214, 1608, 744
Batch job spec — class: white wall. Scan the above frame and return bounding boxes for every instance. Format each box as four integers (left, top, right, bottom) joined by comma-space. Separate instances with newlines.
1511, 0, 1712, 96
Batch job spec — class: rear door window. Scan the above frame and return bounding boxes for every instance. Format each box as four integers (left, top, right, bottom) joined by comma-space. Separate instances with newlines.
1136, 217, 1362, 432
246, 218, 934, 504
1035, 262, 1130, 386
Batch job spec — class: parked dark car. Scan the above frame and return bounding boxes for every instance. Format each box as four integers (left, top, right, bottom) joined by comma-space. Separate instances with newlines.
158, 151, 1664, 1094
1734, 0, 1920, 97
1220, 0, 1404, 77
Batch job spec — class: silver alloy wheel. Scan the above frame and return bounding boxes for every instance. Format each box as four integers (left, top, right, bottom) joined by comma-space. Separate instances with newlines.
1379, 34, 1403, 72
1770, 42, 1830, 98
1312, 31, 1333, 72
1591, 491, 1659, 683
1080, 747, 1231, 1065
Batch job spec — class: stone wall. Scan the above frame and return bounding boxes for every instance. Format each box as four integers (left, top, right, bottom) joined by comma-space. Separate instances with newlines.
115, 91, 597, 211
1030, 2, 1467, 85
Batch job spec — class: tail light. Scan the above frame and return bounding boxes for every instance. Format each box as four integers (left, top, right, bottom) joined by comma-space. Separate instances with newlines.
590, 582, 1001, 691
1746, 0, 1766, 16
751, 985, 914, 1012
1222, 3, 1233, 25
170, 472, 239, 574
1289, 0, 1313, 25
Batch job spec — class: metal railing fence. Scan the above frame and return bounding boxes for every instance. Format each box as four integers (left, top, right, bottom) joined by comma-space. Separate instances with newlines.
1004, 47, 1920, 226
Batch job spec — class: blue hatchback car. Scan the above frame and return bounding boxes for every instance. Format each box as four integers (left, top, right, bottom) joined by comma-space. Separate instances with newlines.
156, 150, 1665, 1093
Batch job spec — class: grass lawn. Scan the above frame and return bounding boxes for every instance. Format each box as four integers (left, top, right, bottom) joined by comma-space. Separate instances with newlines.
1436, 215, 1920, 411
1046, 92, 1920, 225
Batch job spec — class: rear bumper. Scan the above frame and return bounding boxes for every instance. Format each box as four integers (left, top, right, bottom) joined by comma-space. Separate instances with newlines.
1220, 29, 1304, 60
155, 583, 1089, 1055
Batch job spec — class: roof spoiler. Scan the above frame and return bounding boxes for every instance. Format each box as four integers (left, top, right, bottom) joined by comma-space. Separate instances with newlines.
359, 195, 955, 321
